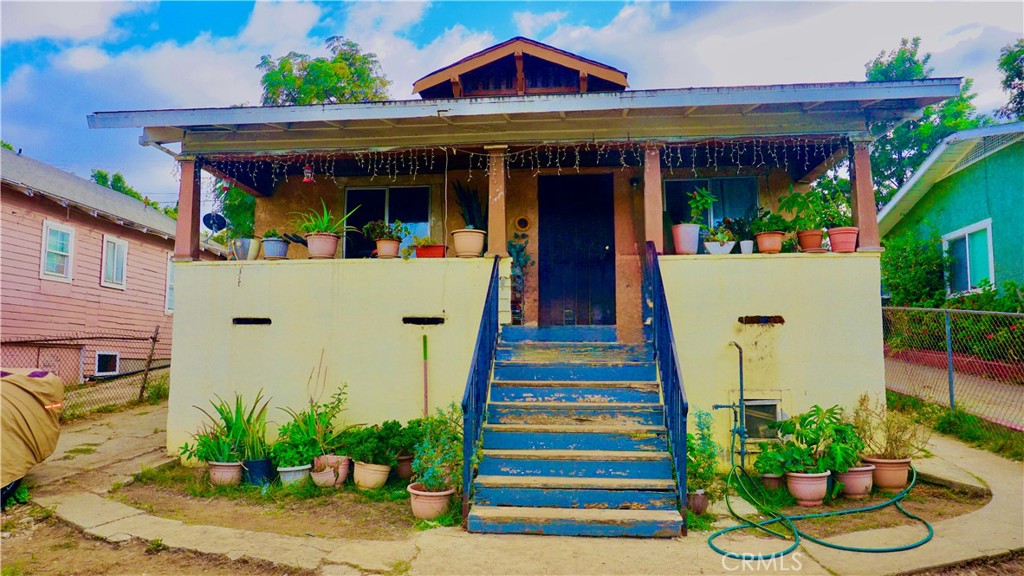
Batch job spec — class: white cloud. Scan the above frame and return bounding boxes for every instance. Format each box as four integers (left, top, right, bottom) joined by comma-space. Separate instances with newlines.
513, 10, 567, 38
1, 1, 149, 44
58, 46, 112, 71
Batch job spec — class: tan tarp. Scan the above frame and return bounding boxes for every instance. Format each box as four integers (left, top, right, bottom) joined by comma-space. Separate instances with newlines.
1, 368, 63, 486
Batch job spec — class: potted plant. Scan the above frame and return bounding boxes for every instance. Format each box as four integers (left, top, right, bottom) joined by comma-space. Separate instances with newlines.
401, 235, 446, 259
179, 395, 246, 486
362, 220, 410, 259
260, 229, 290, 260
685, 410, 720, 515
227, 224, 259, 261
672, 187, 715, 255
291, 200, 360, 259
753, 441, 786, 490
408, 403, 463, 520
348, 423, 399, 489
772, 405, 855, 506
723, 216, 755, 255
234, 390, 274, 487
703, 225, 736, 255
822, 193, 858, 253
853, 394, 930, 490
392, 419, 424, 480
280, 380, 353, 488
830, 421, 875, 500
749, 210, 790, 254
452, 181, 487, 257
777, 187, 825, 251
271, 397, 330, 487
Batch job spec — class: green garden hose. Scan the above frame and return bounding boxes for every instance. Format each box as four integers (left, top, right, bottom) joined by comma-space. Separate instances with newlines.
706, 428, 934, 560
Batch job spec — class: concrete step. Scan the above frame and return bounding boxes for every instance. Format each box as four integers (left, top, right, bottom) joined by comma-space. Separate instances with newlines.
478, 449, 673, 478
467, 506, 683, 537
493, 361, 656, 382
487, 402, 665, 426
495, 343, 654, 363
500, 326, 617, 343
490, 380, 660, 404
482, 423, 668, 451
473, 474, 678, 510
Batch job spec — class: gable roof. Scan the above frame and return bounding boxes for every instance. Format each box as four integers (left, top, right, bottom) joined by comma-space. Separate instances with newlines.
877, 122, 1024, 236
412, 36, 628, 96
1, 149, 226, 255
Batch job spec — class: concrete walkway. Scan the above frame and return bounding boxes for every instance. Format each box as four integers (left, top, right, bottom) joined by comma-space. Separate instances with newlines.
24, 404, 1024, 575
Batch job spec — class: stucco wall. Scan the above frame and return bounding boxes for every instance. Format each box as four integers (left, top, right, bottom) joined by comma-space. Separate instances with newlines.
660, 252, 886, 449
166, 257, 504, 455
885, 141, 1024, 286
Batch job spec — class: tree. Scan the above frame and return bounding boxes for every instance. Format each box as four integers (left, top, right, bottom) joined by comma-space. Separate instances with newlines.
91, 169, 177, 219
258, 36, 390, 106
1, 140, 13, 151
996, 39, 1024, 121
212, 179, 255, 239
866, 38, 989, 204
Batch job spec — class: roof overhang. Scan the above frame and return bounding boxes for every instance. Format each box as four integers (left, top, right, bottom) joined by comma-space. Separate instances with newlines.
878, 121, 1024, 236
88, 78, 962, 155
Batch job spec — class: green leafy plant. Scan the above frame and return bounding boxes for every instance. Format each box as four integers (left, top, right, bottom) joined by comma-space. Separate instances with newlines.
261, 229, 282, 239
291, 200, 360, 236
452, 181, 486, 230
507, 232, 534, 275
237, 391, 272, 461
412, 403, 464, 493
753, 442, 786, 477
820, 192, 853, 229
705, 225, 735, 245
853, 394, 931, 460
685, 187, 716, 225
362, 219, 410, 241
777, 186, 824, 231
685, 409, 722, 501
401, 235, 444, 259
722, 216, 755, 242
392, 419, 425, 457
346, 424, 399, 466
880, 231, 949, 308
179, 425, 237, 463
750, 210, 791, 234
772, 404, 866, 473
2, 483, 30, 510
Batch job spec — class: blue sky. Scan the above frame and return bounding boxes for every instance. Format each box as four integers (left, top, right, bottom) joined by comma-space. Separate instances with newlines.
2, 1, 1021, 207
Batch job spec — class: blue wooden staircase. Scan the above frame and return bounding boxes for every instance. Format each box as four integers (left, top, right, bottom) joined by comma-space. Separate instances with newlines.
465, 325, 685, 537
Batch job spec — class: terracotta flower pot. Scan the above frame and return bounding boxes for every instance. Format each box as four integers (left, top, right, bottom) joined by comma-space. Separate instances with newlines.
785, 471, 831, 506
305, 233, 340, 259
415, 245, 446, 258
407, 482, 455, 520
375, 239, 400, 259
671, 223, 701, 255
761, 473, 785, 491
395, 454, 414, 480
796, 229, 823, 251
703, 241, 736, 255
862, 456, 912, 490
687, 491, 710, 515
451, 229, 486, 257
208, 461, 242, 486
836, 464, 876, 499
311, 466, 338, 487
827, 227, 859, 253
354, 461, 391, 490
314, 454, 351, 486
755, 231, 784, 254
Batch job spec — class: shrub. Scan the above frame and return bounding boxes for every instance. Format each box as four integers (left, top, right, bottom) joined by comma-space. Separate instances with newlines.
935, 409, 985, 442
881, 231, 948, 308
412, 403, 463, 493
686, 409, 722, 501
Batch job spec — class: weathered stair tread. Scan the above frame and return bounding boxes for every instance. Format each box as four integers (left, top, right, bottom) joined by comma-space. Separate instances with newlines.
483, 423, 664, 433
483, 449, 670, 461
490, 380, 658, 390
474, 475, 676, 490
470, 506, 682, 522
488, 401, 659, 409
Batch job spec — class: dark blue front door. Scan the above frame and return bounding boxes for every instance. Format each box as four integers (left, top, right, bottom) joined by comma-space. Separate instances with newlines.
538, 174, 616, 326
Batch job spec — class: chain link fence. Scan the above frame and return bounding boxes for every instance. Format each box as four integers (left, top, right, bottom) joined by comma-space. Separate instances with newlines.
1, 328, 168, 421
882, 306, 1024, 459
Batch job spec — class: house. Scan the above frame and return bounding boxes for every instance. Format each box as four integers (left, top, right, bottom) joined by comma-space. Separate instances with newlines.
878, 122, 1024, 293
88, 37, 960, 536
0, 149, 224, 390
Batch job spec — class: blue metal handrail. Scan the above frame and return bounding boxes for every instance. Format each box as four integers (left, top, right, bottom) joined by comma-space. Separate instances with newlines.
461, 256, 502, 520
642, 241, 690, 525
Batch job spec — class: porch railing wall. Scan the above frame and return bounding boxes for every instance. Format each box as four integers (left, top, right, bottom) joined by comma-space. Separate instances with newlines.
642, 242, 690, 522
461, 256, 502, 520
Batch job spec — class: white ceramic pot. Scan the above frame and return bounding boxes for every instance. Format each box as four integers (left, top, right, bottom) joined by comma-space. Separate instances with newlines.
671, 224, 701, 255
740, 240, 754, 254
703, 241, 736, 255
277, 464, 311, 487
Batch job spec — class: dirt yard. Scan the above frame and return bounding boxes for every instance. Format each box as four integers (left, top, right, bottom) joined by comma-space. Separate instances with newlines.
111, 463, 417, 541
0, 503, 315, 576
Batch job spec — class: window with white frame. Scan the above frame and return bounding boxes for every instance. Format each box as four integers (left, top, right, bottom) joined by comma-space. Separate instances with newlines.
40, 220, 75, 282
664, 177, 759, 228
344, 186, 430, 258
95, 351, 120, 376
165, 255, 175, 313
942, 219, 994, 295
101, 235, 129, 289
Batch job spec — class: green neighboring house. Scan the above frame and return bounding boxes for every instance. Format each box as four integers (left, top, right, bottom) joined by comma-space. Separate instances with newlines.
878, 122, 1024, 295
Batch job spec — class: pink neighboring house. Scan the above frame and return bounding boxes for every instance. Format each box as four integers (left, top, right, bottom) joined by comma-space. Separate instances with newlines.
1, 148, 224, 381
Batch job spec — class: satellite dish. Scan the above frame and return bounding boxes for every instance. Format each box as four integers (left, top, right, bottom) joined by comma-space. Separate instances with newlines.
203, 213, 227, 233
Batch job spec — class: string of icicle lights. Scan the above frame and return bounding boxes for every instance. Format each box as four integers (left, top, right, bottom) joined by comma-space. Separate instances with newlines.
198, 136, 849, 189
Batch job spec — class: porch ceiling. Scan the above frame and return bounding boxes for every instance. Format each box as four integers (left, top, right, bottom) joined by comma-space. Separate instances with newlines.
89, 79, 961, 155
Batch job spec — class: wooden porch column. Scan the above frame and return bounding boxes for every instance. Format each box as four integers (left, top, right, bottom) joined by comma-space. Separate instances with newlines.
643, 147, 664, 253
849, 139, 881, 251
173, 157, 201, 261
485, 145, 508, 257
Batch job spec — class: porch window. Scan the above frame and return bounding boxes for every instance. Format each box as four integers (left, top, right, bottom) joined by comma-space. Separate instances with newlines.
40, 220, 75, 282
664, 177, 758, 228
344, 186, 429, 258
942, 219, 993, 295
